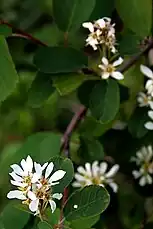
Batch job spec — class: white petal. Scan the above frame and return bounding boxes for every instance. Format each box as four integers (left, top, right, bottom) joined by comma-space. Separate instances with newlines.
10, 164, 24, 176
34, 162, 43, 178
42, 162, 48, 170
132, 170, 141, 179
92, 161, 99, 177
31, 173, 39, 183
148, 111, 153, 120
29, 199, 39, 212
20, 159, 26, 171
100, 162, 108, 174
145, 80, 153, 90
139, 176, 147, 186
7, 190, 27, 200
113, 57, 123, 67
77, 166, 86, 175
85, 163, 92, 177
49, 170, 66, 183
28, 191, 37, 201
145, 122, 153, 130
72, 182, 82, 187
75, 173, 86, 182
105, 165, 119, 178
109, 182, 118, 192
149, 101, 153, 109
111, 71, 124, 80
96, 19, 105, 28
45, 162, 54, 179
52, 193, 63, 200
49, 200, 56, 213
11, 180, 26, 187
140, 65, 153, 79
9, 172, 23, 182
146, 174, 152, 184
26, 156, 33, 173
101, 72, 110, 79
101, 57, 109, 66
82, 22, 94, 32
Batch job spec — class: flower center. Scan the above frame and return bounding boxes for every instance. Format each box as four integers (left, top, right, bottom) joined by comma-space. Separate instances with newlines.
106, 65, 115, 73
92, 176, 101, 185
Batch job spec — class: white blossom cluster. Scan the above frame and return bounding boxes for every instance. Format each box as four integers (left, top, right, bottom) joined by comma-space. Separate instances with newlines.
83, 17, 124, 81
137, 65, 153, 130
7, 156, 66, 216
73, 161, 119, 193
131, 145, 153, 186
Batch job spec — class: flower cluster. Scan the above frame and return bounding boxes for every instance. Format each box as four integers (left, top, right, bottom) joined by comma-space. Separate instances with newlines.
83, 17, 116, 53
131, 145, 153, 186
73, 161, 119, 193
83, 17, 124, 81
137, 65, 153, 130
7, 156, 66, 216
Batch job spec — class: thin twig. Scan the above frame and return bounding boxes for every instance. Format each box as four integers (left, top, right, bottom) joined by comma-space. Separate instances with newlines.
0, 19, 47, 47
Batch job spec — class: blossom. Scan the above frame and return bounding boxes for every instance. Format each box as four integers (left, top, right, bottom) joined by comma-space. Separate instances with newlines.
72, 161, 119, 192
140, 65, 153, 97
98, 57, 124, 80
145, 110, 153, 130
137, 92, 153, 109
82, 17, 116, 52
131, 145, 153, 186
7, 156, 66, 216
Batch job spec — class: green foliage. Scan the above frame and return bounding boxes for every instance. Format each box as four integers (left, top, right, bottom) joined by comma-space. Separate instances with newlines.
89, 79, 120, 123
64, 185, 110, 221
34, 47, 88, 74
128, 108, 148, 138
116, 0, 152, 37
0, 202, 29, 229
0, 36, 18, 102
0, 25, 12, 37
38, 222, 53, 229
52, 0, 95, 32
70, 215, 100, 229
28, 72, 55, 108
53, 73, 86, 96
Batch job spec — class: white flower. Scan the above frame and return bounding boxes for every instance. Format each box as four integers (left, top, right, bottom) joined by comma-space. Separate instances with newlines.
137, 92, 153, 109
131, 145, 153, 186
72, 161, 119, 192
7, 157, 66, 216
82, 17, 116, 53
98, 57, 124, 80
140, 65, 153, 97
145, 110, 153, 130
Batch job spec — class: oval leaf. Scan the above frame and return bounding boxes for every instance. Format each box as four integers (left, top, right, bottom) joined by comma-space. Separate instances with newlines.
89, 79, 120, 123
0, 36, 18, 102
64, 185, 110, 221
34, 47, 88, 74
116, 0, 152, 37
53, 0, 95, 32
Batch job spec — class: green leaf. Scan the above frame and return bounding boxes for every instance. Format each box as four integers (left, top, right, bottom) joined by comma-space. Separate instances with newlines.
52, 157, 74, 193
89, 79, 120, 123
79, 116, 113, 137
34, 47, 88, 74
28, 72, 55, 108
0, 36, 18, 102
70, 215, 100, 229
64, 185, 110, 221
79, 137, 104, 162
0, 25, 12, 37
53, 0, 95, 32
119, 31, 140, 55
90, 0, 115, 20
116, 0, 152, 37
0, 202, 29, 229
53, 73, 86, 95
38, 222, 53, 229
128, 108, 148, 138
